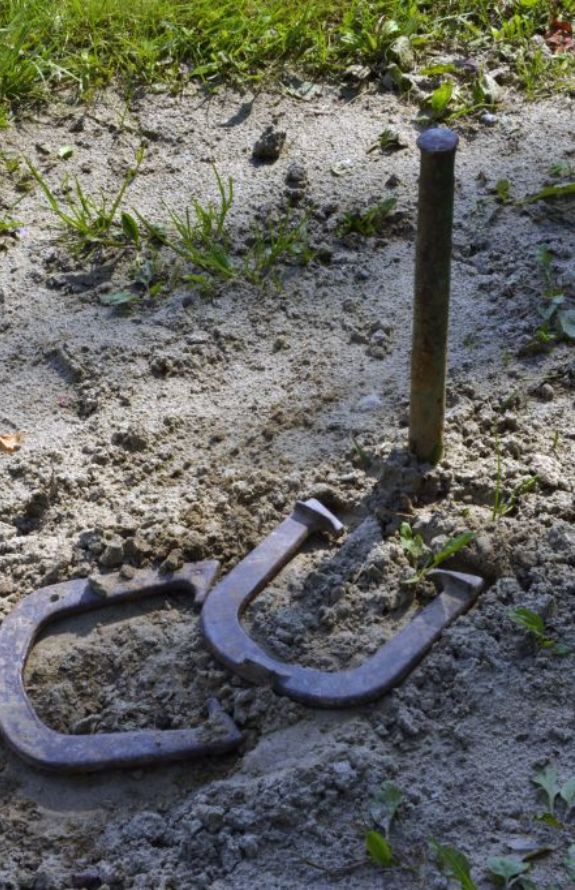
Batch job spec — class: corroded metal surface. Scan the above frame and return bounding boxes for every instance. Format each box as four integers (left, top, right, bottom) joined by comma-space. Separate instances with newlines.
0, 562, 243, 772
409, 127, 459, 465
201, 501, 483, 707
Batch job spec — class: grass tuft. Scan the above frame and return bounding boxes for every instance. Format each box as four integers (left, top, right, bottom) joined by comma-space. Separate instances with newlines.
0, 1, 572, 117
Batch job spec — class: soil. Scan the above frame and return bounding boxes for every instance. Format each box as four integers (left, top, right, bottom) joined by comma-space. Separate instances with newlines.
0, 80, 574, 890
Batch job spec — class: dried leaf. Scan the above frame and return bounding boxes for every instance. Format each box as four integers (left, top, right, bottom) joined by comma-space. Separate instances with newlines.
0, 431, 25, 453
544, 20, 574, 54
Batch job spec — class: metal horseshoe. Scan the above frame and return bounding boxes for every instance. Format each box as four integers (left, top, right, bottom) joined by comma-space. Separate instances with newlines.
0, 562, 242, 772
201, 500, 484, 707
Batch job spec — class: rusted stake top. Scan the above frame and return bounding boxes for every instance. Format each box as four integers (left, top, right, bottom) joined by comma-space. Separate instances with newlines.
417, 128, 459, 154
409, 126, 459, 466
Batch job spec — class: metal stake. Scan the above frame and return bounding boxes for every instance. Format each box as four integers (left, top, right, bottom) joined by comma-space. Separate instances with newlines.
409, 127, 459, 464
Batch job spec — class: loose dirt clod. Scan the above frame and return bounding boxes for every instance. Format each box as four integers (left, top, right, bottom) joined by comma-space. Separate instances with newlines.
252, 125, 286, 163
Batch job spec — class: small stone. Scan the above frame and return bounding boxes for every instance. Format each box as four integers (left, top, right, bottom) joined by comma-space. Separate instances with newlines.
70, 868, 102, 889
388, 35, 415, 71
539, 383, 554, 402
0, 578, 14, 597
124, 534, 153, 560
356, 393, 383, 412
119, 564, 136, 580
88, 573, 117, 598
111, 425, 149, 452
285, 161, 307, 187
195, 804, 225, 833
272, 336, 289, 352
239, 834, 259, 859
99, 537, 124, 569
252, 126, 286, 163
160, 548, 184, 574
479, 72, 503, 104
69, 116, 85, 133
479, 111, 498, 126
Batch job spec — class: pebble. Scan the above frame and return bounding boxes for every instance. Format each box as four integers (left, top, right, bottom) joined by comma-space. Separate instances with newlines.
160, 548, 184, 573
539, 383, 554, 402
70, 869, 102, 889
285, 161, 307, 187
252, 125, 286, 163
356, 393, 384, 412
479, 111, 498, 126
99, 537, 125, 569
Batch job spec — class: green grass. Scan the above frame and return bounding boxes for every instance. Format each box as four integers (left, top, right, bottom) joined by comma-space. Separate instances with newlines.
0, 0, 573, 120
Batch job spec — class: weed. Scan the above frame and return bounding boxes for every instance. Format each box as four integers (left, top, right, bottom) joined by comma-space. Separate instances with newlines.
398, 522, 426, 564
565, 845, 575, 881
164, 205, 235, 291
365, 782, 403, 870
245, 213, 315, 285
399, 522, 475, 584
350, 436, 371, 469
532, 764, 575, 819
548, 161, 575, 178
523, 181, 575, 204
428, 80, 454, 119
365, 831, 394, 868
508, 608, 572, 656
431, 841, 477, 890
495, 178, 512, 204
486, 855, 531, 889
160, 167, 235, 292
491, 440, 538, 521
528, 245, 575, 348
366, 128, 405, 154
99, 290, 141, 309
27, 147, 145, 255
337, 198, 397, 238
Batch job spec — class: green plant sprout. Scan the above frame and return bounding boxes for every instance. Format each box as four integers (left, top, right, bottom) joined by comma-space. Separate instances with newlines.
495, 178, 512, 204
564, 845, 575, 881
26, 146, 145, 254
508, 608, 572, 656
428, 80, 454, 119
532, 764, 575, 819
486, 855, 531, 889
491, 440, 538, 521
548, 161, 574, 178
244, 213, 315, 285
399, 522, 475, 584
337, 198, 397, 237
365, 782, 403, 869
522, 182, 575, 204
0, 217, 23, 249
350, 436, 372, 469
431, 841, 477, 890
161, 166, 236, 291
366, 128, 405, 154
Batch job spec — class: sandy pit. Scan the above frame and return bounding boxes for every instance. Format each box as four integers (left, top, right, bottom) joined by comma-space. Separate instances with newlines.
0, 81, 574, 889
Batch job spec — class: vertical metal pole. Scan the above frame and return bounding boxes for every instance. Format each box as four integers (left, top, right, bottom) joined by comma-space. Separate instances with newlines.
409, 128, 459, 465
